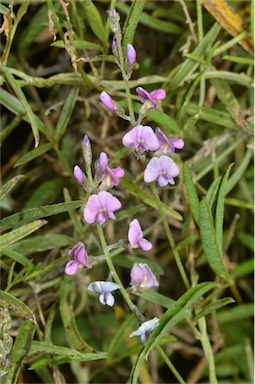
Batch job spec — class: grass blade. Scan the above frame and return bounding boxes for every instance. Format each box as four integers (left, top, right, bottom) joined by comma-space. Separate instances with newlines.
183, 163, 200, 225
122, 0, 146, 48
0, 175, 24, 200
54, 88, 79, 142
81, 0, 107, 46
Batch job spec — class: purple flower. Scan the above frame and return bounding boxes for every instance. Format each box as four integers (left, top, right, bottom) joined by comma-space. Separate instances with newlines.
136, 87, 166, 109
144, 155, 180, 187
73, 165, 86, 185
155, 128, 185, 154
130, 317, 160, 345
96, 152, 124, 188
128, 219, 153, 251
65, 242, 92, 275
130, 263, 159, 289
127, 44, 136, 66
84, 191, 121, 225
100, 92, 116, 111
122, 125, 160, 153
87, 281, 120, 306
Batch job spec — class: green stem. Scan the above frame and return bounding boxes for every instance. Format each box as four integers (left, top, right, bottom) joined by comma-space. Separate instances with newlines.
96, 224, 138, 317
114, 30, 136, 125
151, 183, 190, 290
197, 317, 218, 384
196, 0, 205, 107
157, 346, 186, 384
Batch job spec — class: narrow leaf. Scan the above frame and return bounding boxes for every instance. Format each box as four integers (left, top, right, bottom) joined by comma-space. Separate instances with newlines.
0, 175, 24, 200
199, 199, 232, 283
54, 88, 79, 142
215, 164, 234, 250
130, 282, 217, 384
14, 143, 52, 167
0, 220, 47, 251
0, 290, 36, 322
170, 23, 221, 89
0, 65, 40, 147
82, 0, 107, 45
0, 201, 83, 231
122, 0, 146, 48
193, 297, 235, 321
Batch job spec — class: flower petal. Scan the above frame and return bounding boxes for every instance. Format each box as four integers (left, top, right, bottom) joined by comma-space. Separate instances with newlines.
150, 89, 166, 101
141, 126, 160, 151
144, 157, 160, 183
138, 238, 153, 251
122, 127, 138, 148
104, 292, 115, 307
84, 194, 99, 224
136, 87, 150, 103
128, 219, 142, 247
65, 260, 79, 275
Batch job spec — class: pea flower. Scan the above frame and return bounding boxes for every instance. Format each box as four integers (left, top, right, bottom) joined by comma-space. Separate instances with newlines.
130, 263, 159, 289
87, 281, 120, 307
65, 242, 92, 275
122, 125, 160, 153
95, 152, 124, 188
128, 219, 153, 251
144, 155, 180, 187
136, 87, 166, 109
100, 91, 116, 111
130, 317, 160, 345
155, 128, 185, 154
84, 191, 121, 225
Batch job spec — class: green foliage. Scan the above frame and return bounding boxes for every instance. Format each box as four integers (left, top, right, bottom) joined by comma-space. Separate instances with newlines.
0, 1, 253, 383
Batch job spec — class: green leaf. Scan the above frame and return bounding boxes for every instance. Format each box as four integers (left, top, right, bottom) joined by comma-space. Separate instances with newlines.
0, 220, 47, 251
0, 201, 83, 231
0, 248, 32, 267
217, 303, 254, 323
6, 319, 36, 384
146, 109, 181, 134
17, 4, 48, 56
205, 176, 221, 208
117, 3, 182, 35
31, 341, 106, 359
193, 297, 235, 321
122, 0, 146, 48
226, 149, 253, 194
51, 40, 103, 51
210, 78, 248, 130
14, 143, 52, 167
24, 178, 64, 209
199, 199, 232, 283
9, 234, 70, 255
60, 276, 94, 352
82, 0, 107, 45
54, 88, 79, 142
120, 178, 182, 221
0, 65, 41, 147
130, 282, 217, 384
0, 290, 36, 322
215, 164, 234, 250
0, 175, 24, 200
134, 290, 175, 308
230, 258, 254, 279
170, 23, 221, 89
183, 163, 200, 225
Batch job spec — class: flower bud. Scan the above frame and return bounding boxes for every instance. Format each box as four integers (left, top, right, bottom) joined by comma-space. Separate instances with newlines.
127, 44, 136, 66
82, 135, 92, 170
100, 92, 116, 111
74, 165, 86, 185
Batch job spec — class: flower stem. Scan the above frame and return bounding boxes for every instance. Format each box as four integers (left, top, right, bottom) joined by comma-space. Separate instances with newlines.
157, 345, 186, 384
114, 30, 136, 125
151, 183, 190, 290
197, 317, 218, 384
96, 224, 139, 318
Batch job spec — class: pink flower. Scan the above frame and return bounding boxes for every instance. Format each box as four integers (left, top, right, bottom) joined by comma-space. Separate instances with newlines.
88, 281, 120, 306
122, 125, 160, 153
84, 191, 121, 225
127, 44, 136, 66
136, 87, 166, 109
130, 263, 159, 289
65, 242, 92, 275
144, 155, 180, 187
128, 219, 153, 251
130, 317, 160, 345
100, 92, 116, 111
96, 152, 124, 188
155, 128, 185, 154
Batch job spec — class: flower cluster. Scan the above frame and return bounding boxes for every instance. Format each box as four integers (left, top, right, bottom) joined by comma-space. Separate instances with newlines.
64, 9, 185, 347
